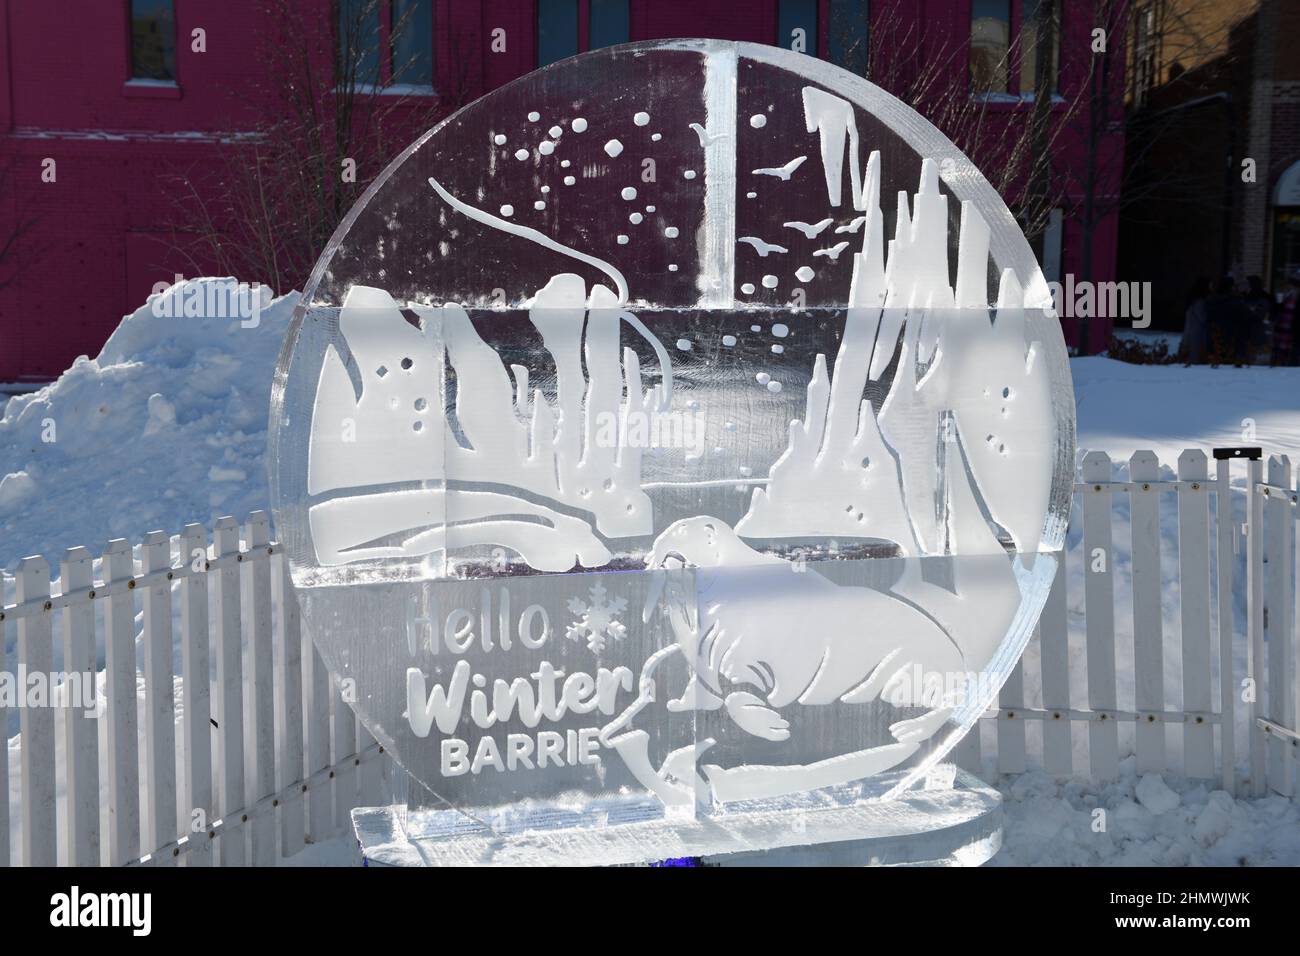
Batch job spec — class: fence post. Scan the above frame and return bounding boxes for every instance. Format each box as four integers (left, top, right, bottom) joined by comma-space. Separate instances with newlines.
1129, 451, 1165, 773
1177, 450, 1214, 779
304, 622, 334, 843
60, 546, 99, 866
212, 517, 245, 865
276, 554, 306, 856
333, 676, 359, 832
141, 531, 178, 863
180, 524, 214, 865
1246, 457, 1266, 796
1265, 456, 1294, 796
243, 512, 277, 865
1082, 452, 1119, 781
1294, 463, 1300, 798
1039, 547, 1071, 775
16, 557, 55, 866
103, 538, 140, 865
997, 662, 1026, 775
1215, 455, 1237, 794
953, 721, 981, 776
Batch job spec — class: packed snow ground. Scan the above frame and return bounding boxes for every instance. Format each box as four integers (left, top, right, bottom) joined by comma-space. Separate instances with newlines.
2, 278, 1299, 865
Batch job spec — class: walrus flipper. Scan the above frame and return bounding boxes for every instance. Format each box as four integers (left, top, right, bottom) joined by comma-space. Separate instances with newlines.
725, 691, 791, 741
668, 674, 725, 712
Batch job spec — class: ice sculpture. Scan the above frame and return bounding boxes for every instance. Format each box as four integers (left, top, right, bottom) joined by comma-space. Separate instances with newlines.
269, 40, 1075, 839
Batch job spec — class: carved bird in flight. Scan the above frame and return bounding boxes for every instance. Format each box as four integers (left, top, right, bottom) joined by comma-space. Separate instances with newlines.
835, 215, 868, 234
689, 122, 727, 148
752, 156, 807, 180
783, 218, 833, 239
812, 240, 851, 261
737, 236, 788, 257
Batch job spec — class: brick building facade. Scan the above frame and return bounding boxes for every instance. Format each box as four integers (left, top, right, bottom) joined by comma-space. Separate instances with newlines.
1120, 0, 1299, 327
0, 1, 1126, 382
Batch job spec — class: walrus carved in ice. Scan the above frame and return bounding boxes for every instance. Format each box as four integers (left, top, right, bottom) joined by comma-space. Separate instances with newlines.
600, 517, 967, 806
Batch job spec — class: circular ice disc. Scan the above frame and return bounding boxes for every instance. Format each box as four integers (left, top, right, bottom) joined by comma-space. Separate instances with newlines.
270, 40, 1074, 818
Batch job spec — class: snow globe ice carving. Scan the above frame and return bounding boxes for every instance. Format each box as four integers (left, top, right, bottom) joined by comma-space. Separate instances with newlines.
269, 39, 1075, 865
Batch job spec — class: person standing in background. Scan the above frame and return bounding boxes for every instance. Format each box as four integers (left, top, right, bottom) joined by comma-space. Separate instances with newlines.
1275, 272, 1299, 367
1180, 276, 1212, 364
1204, 278, 1255, 366
1243, 276, 1274, 364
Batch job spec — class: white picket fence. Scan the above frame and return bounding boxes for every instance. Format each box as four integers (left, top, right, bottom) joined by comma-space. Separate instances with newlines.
956, 448, 1299, 799
1, 512, 388, 867
1, 448, 1296, 866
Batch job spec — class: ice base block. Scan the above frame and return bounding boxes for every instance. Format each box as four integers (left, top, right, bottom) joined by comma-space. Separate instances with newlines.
351, 769, 1002, 866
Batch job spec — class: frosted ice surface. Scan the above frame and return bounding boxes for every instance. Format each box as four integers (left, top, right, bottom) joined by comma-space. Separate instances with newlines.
270, 40, 1075, 824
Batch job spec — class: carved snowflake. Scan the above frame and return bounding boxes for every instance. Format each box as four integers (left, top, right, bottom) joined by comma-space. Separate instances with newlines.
565, 583, 628, 653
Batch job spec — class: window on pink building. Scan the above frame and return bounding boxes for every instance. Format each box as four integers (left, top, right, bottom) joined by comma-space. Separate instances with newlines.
537, 0, 579, 67
130, 0, 176, 82
339, 0, 383, 88
392, 0, 434, 87
537, 1, 630, 68
1019, 0, 1059, 97
777, 0, 819, 56
589, 0, 630, 51
338, 0, 434, 91
970, 0, 1011, 95
828, 0, 869, 75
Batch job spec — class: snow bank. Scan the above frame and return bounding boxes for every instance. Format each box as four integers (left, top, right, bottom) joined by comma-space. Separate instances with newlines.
991, 758, 1300, 866
0, 278, 295, 572
1074, 356, 1300, 466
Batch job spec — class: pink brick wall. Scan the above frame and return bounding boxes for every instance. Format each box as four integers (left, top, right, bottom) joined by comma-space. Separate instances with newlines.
0, 0, 1123, 379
